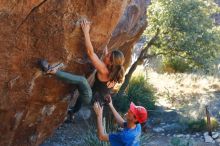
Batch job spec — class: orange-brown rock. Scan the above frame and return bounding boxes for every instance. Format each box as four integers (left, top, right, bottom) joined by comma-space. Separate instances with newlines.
109, 0, 150, 68
0, 0, 149, 145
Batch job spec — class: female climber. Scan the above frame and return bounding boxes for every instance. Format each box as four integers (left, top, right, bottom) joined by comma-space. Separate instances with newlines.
39, 19, 125, 118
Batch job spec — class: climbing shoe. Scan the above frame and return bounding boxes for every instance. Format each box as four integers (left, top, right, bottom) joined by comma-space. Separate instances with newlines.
38, 59, 64, 73
38, 59, 50, 72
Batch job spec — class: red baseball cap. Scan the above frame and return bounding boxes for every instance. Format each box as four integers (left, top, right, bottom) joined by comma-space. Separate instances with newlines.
129, 102, 148, 123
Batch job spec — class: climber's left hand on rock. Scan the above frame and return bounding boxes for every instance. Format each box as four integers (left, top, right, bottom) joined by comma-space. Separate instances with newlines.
81, 19, 91, 34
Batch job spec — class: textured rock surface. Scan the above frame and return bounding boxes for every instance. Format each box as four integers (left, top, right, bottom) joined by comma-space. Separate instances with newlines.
109, 0, 149, 68
0, 0, 148, 145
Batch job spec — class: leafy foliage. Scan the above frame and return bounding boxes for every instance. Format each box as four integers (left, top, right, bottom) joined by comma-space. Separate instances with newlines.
82, 118, 110, 146
162, 56, 193, 73
187, 117, 219, 132
113, 94, 130, 113
114, 75, 156, 113
170, 137, 183, 146
127, 75, 156, 110
145, 0, 220, 69
83, 128, 110, 146
187, 119, 206, 132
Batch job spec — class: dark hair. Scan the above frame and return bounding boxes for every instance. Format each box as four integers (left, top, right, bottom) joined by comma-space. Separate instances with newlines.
108, 50, 125, 83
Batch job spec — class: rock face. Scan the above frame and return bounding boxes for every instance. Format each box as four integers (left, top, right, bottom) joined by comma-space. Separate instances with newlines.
0, 0, 148, 145
109, 0, 150, 68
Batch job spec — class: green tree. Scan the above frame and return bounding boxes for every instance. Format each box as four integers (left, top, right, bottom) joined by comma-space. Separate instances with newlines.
146, 0, 220, 69
117, 0, 220, 96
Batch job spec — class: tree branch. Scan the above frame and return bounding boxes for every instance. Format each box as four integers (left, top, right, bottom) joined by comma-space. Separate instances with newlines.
139, 29, 160, 59
117, 29, 160, 97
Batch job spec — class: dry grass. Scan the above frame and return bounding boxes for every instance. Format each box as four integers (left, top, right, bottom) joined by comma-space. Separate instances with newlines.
131, 66, 220, 119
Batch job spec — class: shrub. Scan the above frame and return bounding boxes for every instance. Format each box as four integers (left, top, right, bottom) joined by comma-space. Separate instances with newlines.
162, 57, 193, 73
83, 129, 109, 146
187, 117, 219, 132
187, 119, 206, 132
170, 137, 194, 146
205, 117, 219, 130
82, 118, 110, 146
128, 75, 156, 110
140, 133, 153, 145
170, 137, 182, 146
114, 75, 156, 113
83, 128, 110, 146
113, 94, 130, 113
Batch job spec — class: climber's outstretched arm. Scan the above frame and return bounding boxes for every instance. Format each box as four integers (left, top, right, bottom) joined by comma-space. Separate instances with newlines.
81, 20, 108, 75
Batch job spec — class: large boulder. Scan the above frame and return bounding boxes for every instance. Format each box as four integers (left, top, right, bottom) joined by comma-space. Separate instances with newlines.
109, 0, 150, 68
0, 0, 149, 145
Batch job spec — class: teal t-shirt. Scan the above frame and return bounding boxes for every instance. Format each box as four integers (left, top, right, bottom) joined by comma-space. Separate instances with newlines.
109, 122, 141, 146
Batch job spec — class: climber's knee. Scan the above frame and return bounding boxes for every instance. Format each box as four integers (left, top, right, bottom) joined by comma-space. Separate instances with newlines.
82, 94, 92, 104
80, 88, 92, 104
80, 77, 88, 85
78, 77, 90, 92
76, 77, 92, 104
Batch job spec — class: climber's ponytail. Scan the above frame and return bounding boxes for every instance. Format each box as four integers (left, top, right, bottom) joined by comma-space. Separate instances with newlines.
108, 50, 125, 83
